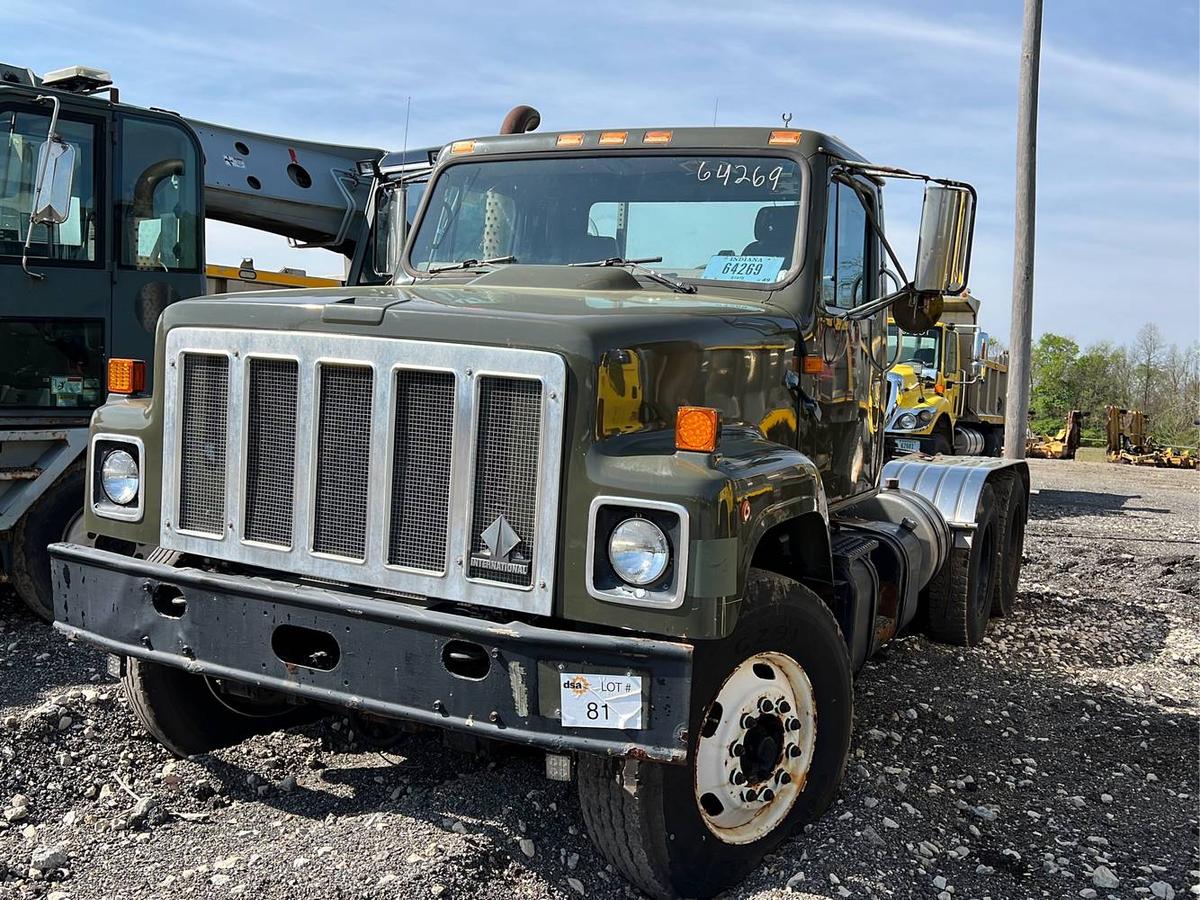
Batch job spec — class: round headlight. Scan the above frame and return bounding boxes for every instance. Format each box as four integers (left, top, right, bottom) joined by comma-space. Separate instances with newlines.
101, 449, 139, 505
917, 409, 934, 424
608, 518, 670, 586
896, 413, 918, 430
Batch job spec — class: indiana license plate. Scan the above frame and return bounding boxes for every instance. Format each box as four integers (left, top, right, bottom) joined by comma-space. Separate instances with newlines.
894, 439, 922, 452
559, 672, 644, 729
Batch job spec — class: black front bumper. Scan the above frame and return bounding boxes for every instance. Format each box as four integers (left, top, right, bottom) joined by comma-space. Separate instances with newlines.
50, 544, 693, 763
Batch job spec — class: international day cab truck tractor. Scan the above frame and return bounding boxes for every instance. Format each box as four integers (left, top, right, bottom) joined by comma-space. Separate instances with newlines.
50, 122, 1028, 898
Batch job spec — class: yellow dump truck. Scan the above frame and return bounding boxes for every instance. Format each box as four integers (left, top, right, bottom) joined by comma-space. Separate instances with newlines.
885, 292, 1008, 456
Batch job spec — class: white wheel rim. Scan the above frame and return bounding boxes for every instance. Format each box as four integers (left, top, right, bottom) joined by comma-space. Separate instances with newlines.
693, 651, 817, 845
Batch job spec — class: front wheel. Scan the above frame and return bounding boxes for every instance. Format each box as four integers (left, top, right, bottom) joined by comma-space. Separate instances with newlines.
577, 570, 853, 898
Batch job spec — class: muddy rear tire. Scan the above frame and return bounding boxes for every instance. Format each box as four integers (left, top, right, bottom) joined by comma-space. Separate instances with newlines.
11, 463, 88, 622
924, 482, 999, 647
122, 657, 302, 757
577, 570, 853, 898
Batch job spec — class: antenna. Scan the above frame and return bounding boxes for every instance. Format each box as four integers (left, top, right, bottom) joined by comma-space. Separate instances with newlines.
712, 97, 719, 126
401, 95, 412, 163
781, 112, 793, 128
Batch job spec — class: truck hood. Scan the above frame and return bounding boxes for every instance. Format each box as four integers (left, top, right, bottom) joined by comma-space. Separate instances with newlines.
160, 280, 800, 441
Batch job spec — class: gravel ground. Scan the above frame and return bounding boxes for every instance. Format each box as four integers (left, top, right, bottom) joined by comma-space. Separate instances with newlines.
0, 459, 1195, 900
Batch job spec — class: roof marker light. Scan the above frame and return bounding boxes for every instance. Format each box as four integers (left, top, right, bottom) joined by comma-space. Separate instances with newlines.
599, 131, 628, 146
643, 130, 673, 144
449, 140, 476, 154
556, 133, 585, 147
768, 130, 802, 146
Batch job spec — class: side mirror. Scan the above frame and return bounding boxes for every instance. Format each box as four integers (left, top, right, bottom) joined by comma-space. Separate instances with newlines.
31, 138, 76, 225
914, 183, 975, 295
975, 330, 990, 360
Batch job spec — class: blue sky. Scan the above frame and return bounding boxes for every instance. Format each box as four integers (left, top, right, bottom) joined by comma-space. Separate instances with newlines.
4, 0, 1197, 346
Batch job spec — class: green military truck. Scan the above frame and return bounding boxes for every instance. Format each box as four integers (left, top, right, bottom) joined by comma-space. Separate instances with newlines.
0, 61, 433, 619
50, 123, 1028, 898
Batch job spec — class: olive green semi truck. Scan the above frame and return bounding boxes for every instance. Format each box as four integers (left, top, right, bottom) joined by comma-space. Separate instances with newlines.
50, 122, 1028, 898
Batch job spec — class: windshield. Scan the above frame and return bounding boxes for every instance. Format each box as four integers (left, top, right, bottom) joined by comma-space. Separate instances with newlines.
407, 154, 803, 286
887, 325, 941, 368
0, 111, 98, 263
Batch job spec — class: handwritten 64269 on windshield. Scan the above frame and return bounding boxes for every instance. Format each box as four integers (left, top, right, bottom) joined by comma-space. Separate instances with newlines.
696, 160, 786, 191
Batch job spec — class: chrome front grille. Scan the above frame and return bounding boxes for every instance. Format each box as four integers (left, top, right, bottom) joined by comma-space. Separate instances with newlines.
468, 377, 542, 586
244, 358, 298, 547
388, 369, 455, 573
161, 328, 566, 616
178, 353, 229, 535
313, 364, 374, 559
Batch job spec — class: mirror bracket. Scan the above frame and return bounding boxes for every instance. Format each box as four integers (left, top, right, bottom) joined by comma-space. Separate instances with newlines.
22, 94, 65, 280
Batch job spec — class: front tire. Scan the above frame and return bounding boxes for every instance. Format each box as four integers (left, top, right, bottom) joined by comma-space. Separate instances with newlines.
577, 570, 853, 898
11, 463, 88, 622
122, 658, 302, 757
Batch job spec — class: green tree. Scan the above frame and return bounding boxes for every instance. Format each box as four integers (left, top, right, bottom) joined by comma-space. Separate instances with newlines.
1029, 333, 1079, 434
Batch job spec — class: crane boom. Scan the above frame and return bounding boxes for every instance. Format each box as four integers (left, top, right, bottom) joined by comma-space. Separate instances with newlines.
185, 118, 383, 253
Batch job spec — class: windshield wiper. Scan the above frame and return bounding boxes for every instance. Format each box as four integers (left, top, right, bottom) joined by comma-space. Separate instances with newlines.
569, 256, 696, 294
427, 255, 517, 274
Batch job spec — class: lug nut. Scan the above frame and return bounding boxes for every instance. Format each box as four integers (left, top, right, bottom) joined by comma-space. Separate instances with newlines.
741, 788, 758, 803
757, 698, 775, 714
730, 770, 746, 785
729, 742, 744, 758
776, 771, 792, 785
777, 700, 792, 714
760, 788, 775, 802
786, 717, 801, 732
739, 713, 757, 729
788, 744, 802, 758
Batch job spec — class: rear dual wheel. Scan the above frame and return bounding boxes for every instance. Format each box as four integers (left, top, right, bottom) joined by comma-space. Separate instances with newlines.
578, 570, 853, 899
924, 474, 1028, 646
924, 483, 999, 646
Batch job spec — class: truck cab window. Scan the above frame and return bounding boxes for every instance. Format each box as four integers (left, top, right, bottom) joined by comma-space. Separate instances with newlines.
118, 118, 200, 271
0, 110, 98, 262
409, 156, 803, 286
821, 181, 870, 311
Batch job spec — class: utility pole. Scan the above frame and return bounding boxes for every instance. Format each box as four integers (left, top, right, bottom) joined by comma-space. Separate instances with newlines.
1004, 0, 1043, 459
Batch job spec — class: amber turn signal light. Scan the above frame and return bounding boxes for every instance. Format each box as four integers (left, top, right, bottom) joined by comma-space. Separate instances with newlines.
108, 358, 146, 395
676, 406, 719, 453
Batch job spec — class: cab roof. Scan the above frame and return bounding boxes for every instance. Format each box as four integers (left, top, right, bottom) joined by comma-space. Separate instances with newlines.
434, 126, 867, 164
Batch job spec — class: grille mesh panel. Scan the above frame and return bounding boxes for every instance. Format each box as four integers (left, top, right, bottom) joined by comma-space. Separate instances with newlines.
313, 364, 373, 559
388, 370, 455, 572
468, 376, 542, 586
178, 354, 229, 535
244, 358, 299, 546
